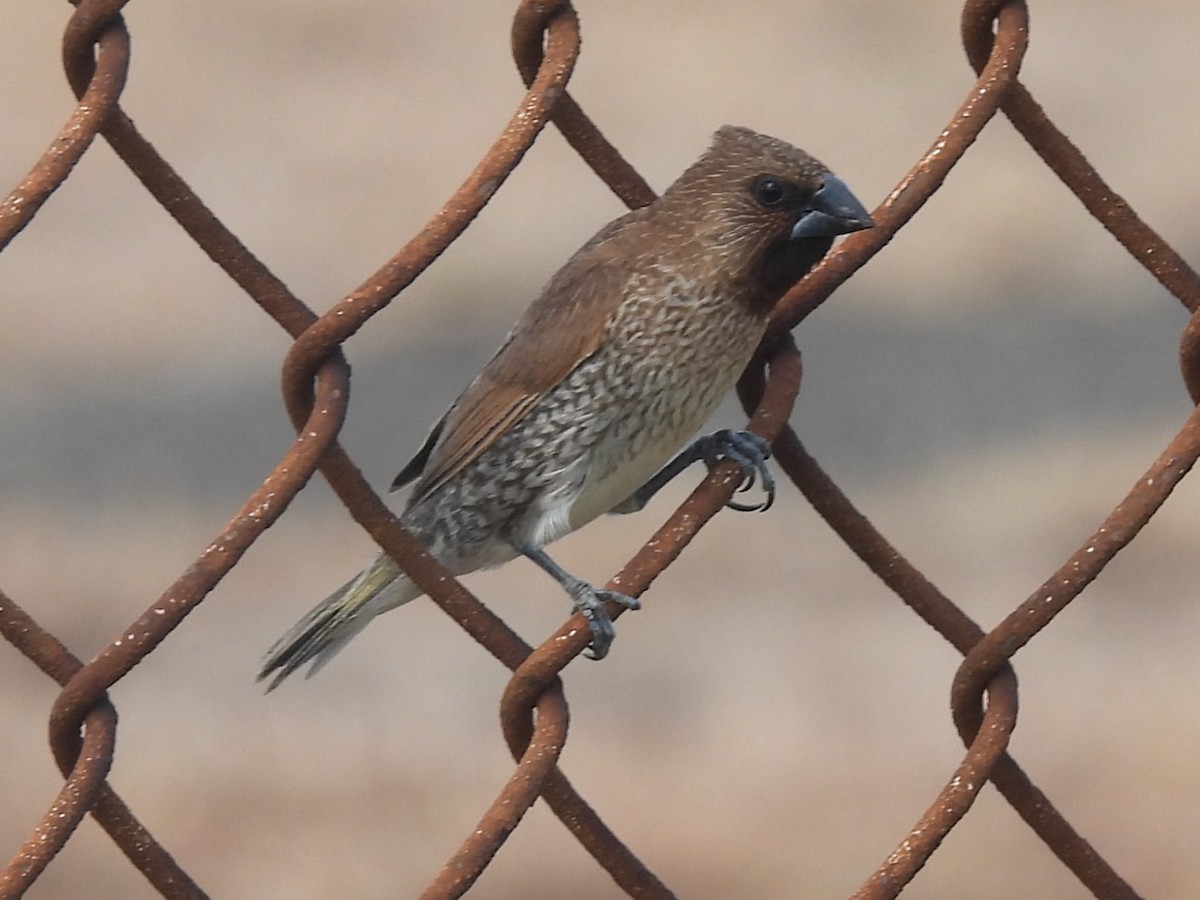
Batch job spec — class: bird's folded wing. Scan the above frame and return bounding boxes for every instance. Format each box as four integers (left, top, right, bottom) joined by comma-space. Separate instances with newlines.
398, 254, 632, 503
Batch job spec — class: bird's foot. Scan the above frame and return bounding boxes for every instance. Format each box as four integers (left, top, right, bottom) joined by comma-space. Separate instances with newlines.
696, 429, 776, 512
613, 428, 776, 515
518, 544, 640, 659
563, 577, 641, 660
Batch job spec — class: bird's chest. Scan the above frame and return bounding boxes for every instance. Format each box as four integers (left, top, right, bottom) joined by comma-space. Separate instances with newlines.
561, 289, 766, 531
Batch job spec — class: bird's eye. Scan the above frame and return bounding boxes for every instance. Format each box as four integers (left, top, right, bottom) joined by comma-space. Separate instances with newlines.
751, 175, 788, 208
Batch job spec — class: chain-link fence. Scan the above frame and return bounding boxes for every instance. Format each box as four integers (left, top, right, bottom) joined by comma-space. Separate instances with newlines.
3, 1, 1198, 897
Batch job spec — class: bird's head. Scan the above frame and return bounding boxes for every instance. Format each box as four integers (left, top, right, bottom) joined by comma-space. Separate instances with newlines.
659, 125, 873, 310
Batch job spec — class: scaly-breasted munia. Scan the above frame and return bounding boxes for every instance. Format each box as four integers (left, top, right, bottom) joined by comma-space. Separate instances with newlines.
260, 126, 872, 688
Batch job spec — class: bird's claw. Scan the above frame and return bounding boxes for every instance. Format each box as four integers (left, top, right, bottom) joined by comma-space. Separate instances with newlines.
698, 429, 775, 512
569, 583, 640, 660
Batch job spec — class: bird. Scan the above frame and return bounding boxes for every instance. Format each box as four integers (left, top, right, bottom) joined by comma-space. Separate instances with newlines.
259, 125, 872, 689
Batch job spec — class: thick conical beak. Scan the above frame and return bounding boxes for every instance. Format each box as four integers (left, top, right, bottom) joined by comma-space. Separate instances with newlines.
789, 174, 874, 240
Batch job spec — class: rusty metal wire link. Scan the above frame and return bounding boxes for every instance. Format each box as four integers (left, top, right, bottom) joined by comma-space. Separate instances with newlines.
265, 2, 593, 689
0, 592, 118, 898
510, 1, 656, 210
0, 589, 205, 899
767, 0, 1030, 341
477, 338, 804, 900
747, 1, 1196, 897
3, 0, 1197, 897
0, 8, 126, 251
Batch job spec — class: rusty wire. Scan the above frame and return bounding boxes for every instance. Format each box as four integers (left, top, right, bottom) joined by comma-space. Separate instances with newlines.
2, 0, 1198, 897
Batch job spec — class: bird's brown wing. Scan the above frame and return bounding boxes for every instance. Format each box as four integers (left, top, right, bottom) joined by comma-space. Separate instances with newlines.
395, 251, 631, 504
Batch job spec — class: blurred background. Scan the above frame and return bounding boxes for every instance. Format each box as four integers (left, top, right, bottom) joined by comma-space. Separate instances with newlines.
2, 1, 1199, 897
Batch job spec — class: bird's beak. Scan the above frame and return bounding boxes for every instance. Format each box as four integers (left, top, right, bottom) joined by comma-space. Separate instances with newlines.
789, 174, 874, 240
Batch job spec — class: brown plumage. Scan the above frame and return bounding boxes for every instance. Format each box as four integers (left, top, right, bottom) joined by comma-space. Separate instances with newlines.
260, 126, 872, 688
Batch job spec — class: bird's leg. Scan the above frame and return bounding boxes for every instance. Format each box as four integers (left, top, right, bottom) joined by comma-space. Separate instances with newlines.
517, 544, 640, 660
611, 428, 776, 515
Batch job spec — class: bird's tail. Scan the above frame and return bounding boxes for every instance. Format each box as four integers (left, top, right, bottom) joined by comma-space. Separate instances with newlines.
258, 552, 421, 690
